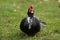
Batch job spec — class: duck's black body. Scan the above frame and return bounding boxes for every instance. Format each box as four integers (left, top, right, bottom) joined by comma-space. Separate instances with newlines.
20, 17, 40, 36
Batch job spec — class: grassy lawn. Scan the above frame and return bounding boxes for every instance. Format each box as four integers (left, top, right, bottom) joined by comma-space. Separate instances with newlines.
0, 0, 60, 40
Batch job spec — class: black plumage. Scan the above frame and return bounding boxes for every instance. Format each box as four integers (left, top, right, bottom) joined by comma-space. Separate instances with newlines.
20, 17, 41, 36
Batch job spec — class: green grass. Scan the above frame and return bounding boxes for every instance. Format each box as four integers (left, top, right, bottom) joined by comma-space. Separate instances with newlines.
0, 0, 60, 40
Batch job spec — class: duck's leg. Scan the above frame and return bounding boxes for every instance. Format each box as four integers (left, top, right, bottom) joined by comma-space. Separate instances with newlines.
33, 35, 37, 39
23, 33, 28, 38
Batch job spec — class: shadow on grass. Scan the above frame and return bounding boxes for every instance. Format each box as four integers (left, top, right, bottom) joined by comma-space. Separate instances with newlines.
15, 32, 29, 39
